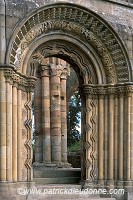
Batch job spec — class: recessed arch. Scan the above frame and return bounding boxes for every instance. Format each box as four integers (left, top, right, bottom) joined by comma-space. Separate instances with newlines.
6, 2, 132, 84
23, 34, 105, 84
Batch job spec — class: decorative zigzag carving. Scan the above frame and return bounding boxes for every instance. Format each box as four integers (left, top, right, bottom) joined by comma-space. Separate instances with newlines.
9, 4, 130, 84
24, 119, 32, 129
25, 158, 32, 169
24, 139, 32, 150
85, 96, 97, 182
25, 100, 32, 110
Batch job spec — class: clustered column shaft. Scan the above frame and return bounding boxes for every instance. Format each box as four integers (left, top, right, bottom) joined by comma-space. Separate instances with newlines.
0, 71, 6, 181
0, 68, 36, 182
34, 58, 70, 165
83, 85, 133, 188
12, 85, 18, 181
50, 65, 62, 162
6, 81, 12, 181
41, 65, 51, 163
98, 95, 104, 183
34, 78, 43, 162
17, 89, 22, 181
61, 78, 67, 162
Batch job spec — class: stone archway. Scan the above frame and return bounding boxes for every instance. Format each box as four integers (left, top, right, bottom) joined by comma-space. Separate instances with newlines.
1, 2, 133, 191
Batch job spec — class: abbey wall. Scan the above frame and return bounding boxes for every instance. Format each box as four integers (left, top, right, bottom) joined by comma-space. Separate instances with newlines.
0, 1, 133, 200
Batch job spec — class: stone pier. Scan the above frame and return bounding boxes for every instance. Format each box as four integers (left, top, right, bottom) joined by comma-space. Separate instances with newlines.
34, 57, 70, 167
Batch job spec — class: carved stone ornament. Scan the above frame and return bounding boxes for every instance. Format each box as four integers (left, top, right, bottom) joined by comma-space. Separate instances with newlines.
4, 68, 36, 91
29, 41, 94, 84
83, 84, 133, 96
9, 3, 131, 84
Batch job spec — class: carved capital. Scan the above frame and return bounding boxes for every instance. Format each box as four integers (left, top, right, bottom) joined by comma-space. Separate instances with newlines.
39, 65, 50, 77
83, 84, 133, 97
50, 64, 63, 77
61, 65, 70, 80
4, 69, 36, 91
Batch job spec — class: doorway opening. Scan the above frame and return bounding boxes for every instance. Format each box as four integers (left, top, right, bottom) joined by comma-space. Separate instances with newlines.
67, 67, 81, 168
30, 57, 83, 184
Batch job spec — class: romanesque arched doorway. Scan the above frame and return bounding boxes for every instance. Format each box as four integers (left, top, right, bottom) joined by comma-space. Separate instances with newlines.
2, 2, 132, 191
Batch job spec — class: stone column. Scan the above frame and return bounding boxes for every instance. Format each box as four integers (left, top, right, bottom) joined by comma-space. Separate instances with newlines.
12, 84, 18, 181
118, 93, 124, 183
98, 94, 104, 185
131, 94, 133, 180
114, 94, 118, 182
104, 95, 108, 182
17, 89, 22, 181
126, 94, 131, 181
50, 60, 62, 163
6, 81, 12, 181
34, 77, 43, 163
107, 92, 114, 186
123, 89, 133, 187
0, 70, 6, 181
60, 66, 70, 162
41, 65, 51, 163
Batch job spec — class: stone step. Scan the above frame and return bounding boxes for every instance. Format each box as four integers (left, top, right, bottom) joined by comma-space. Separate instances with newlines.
33, 177, 81, 184
33, 168, 81, 178
33, 168, 81, 184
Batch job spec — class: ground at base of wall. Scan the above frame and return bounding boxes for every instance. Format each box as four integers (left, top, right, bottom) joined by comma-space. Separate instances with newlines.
0, 183, 132, 200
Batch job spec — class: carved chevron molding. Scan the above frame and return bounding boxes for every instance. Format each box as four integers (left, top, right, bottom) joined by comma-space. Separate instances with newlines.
9, 3, 131, 84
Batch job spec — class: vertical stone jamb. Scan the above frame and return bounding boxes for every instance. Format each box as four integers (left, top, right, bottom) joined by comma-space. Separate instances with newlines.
130, 93, 133, 180
27, 91, 33, 181
6, 81, 12, 181
0, 70, 6, 181
80, 90, 86, 182
83, 86, 98, 187
41, 65, 51, 163
104, 95, 108, 182
34, 77, 43, 163
17, 89, 22, 181
126, 92, 131, 182
12, 84, 18, 181
107, 89, 114, 186
85, 94, 93, 183
98, 93, 104, 185
114, 93, 118, 183
118, 91, 124, 185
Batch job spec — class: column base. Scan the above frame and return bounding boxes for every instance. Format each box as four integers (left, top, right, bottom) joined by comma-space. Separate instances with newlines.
97, 179, 105, 188
106, 179, 115, 188
117, 180, 124, 188
116, 180, 133, 190
33, 161, 72, 168
83, 179, 97, 189
124, 180, 133, 192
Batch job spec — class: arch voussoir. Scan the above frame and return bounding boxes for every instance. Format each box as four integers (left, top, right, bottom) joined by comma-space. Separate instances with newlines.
7, 3, 131, 84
